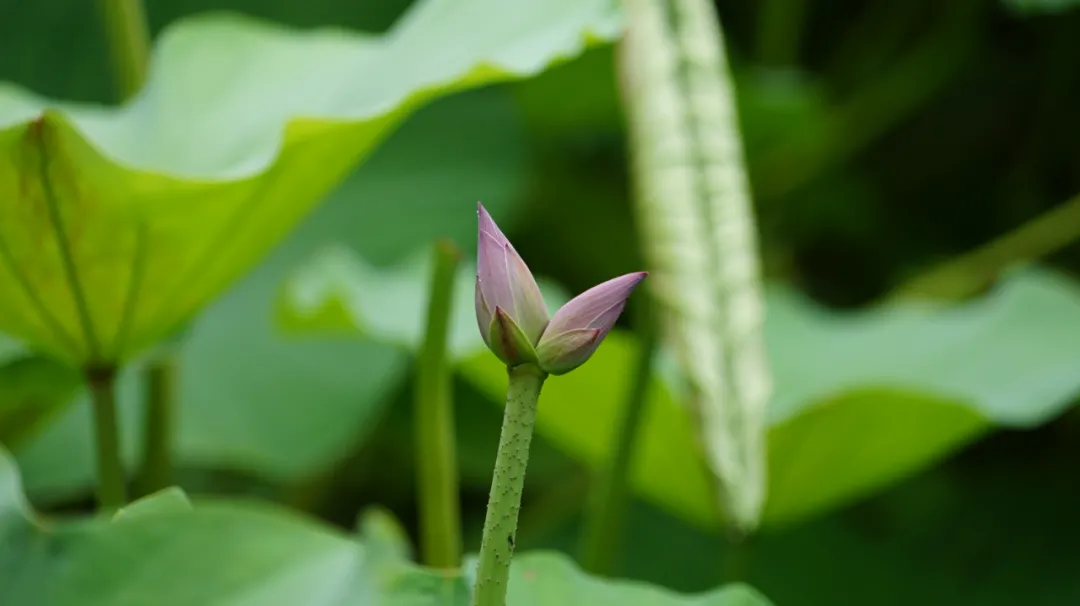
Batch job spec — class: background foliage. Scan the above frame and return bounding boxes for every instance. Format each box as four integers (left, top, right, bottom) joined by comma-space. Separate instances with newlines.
3, 0, 1080, 604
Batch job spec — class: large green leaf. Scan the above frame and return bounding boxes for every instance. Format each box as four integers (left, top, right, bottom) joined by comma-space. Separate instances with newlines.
0, 447, 770, 605
112, 486, 194, 521
458, 267, 1080, 529
496, 553, 769, 605
0, 334, 79, 453
0, 1, 417, 105
269, 253, 1080, 528
0, 0, 620, 365
12, 86, 535, 501
277, 245, 570, 359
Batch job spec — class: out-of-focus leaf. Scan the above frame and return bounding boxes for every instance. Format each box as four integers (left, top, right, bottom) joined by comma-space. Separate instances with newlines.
461, 267, 1080, 529
572, 449, 1080, 605
15, 251, 407, 502
276, 246, 569, 360
0, 1, 415, 104
0, 447, 771, 605
315, 91, 529, 265
762, 390, 987, 527
484, 552, 773, 605
12, 86, 534, 502
1002, 0, 1080, 15
764, 268, 1080, 428
176, 252, 406, 480
0, 444, 29, 519
0, 354, 81, 449
1, 498, 465, 603
113, 486, 193, 521
357, 506, 415, 562
0, 0, 621, 365
513, 46, 624, 139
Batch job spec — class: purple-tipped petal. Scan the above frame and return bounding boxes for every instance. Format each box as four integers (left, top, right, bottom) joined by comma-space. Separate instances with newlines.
506, 251, 549, 342
533, 272, 646, 375
475, 202, 548, 343
542, 272, 648, 338
477, 230, 514, 313
477, 201, 513, 248
536, 328, 601, 375
488, 306, 540, 367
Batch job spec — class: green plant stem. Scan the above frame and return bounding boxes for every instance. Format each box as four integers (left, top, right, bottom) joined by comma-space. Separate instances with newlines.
92, 0, 146, 513
135, 356, 175, 496
98, 0, 151, 101
415, 241, 463, 569
893, 192, 1080, 301
86, 366, 127, 511
577, 321, 657, 575
471, 364, 547, 606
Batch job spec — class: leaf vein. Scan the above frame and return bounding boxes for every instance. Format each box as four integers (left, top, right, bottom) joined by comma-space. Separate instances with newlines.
0, 230, 80, 357
112, 221, 148, 358
35, 124, 102, 362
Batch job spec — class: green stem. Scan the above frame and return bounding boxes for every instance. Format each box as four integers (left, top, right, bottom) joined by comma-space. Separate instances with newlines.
98, 0, 151, 101
893, 192, 1080, 302
415, 241, 463, 569
92, 0, 146, 512
471, 364, 547, 606
577, 316, 657, 575
135, 355, 175, 496
86, 366, 127, 510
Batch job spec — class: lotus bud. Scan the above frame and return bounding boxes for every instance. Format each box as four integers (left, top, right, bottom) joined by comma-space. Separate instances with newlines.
475, 202, 646, 373
535, 272, 647, 375
475, 203, 550, 365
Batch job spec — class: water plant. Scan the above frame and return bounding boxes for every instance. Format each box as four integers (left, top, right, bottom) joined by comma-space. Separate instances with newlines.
471, 202, 646, 605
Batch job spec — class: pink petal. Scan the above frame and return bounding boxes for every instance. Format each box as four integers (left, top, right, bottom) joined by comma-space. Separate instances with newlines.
506, 250, 549, 343
477, 201, 513, 248
477, 230, 514, 313
475, 202, 548, 343
542, 272, 647, 338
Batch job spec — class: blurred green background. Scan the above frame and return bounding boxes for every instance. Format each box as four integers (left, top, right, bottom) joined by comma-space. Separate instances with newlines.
4, 0, 1080, 604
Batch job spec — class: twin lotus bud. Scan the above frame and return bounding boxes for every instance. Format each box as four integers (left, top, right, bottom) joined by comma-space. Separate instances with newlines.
475, 203, 646, 375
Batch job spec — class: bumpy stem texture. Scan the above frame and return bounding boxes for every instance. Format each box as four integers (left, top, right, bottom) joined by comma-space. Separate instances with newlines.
471, 364, 546, 606
86, 366, 127, 510
415, 241, 463, 569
